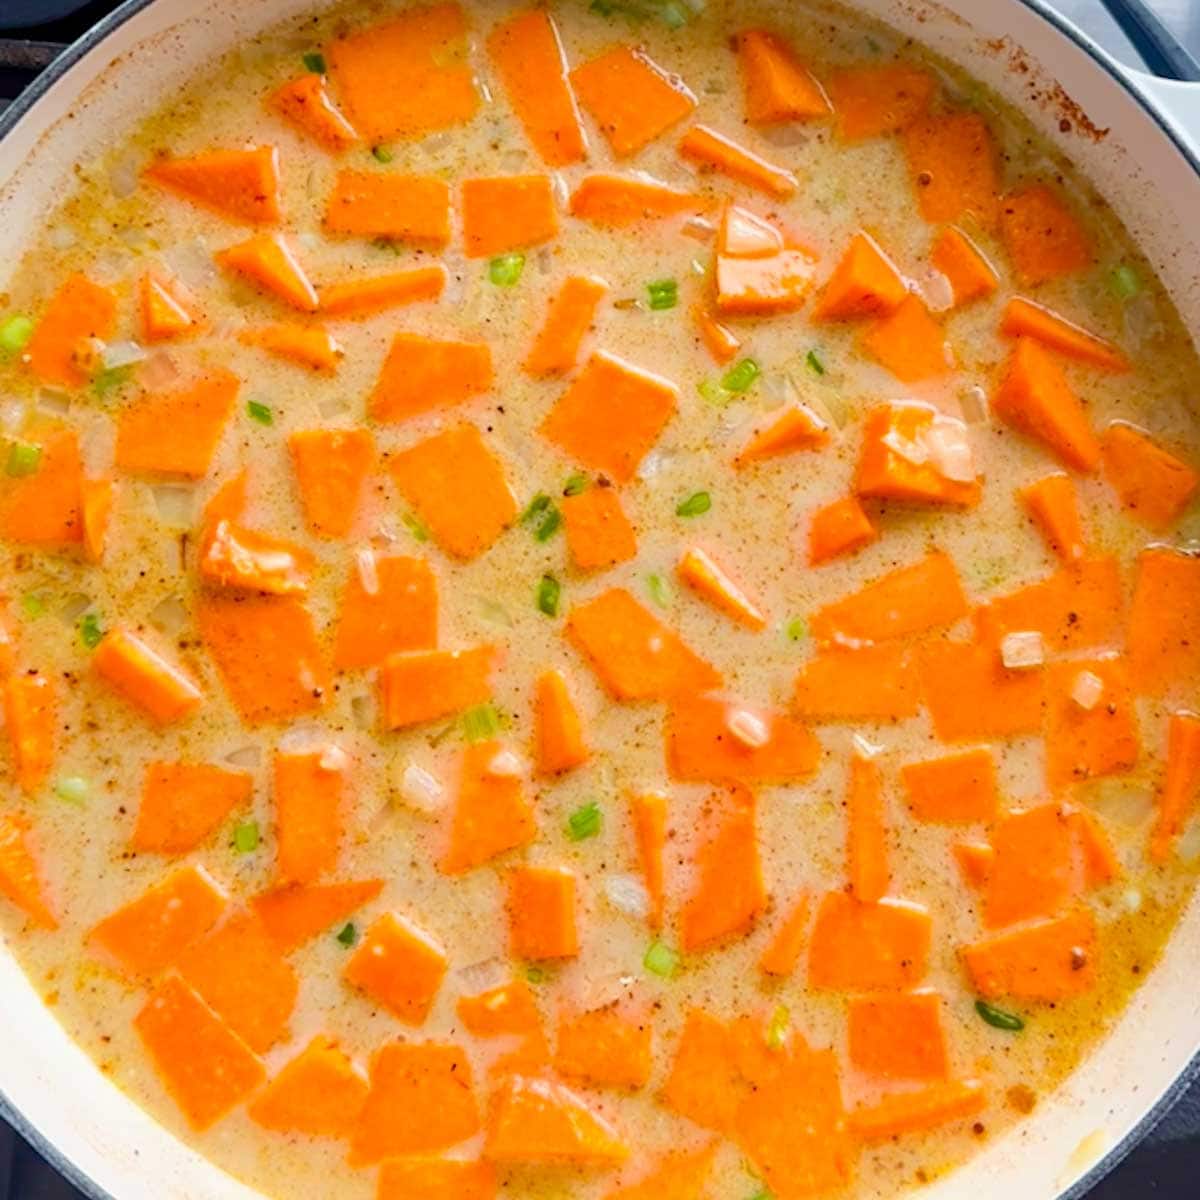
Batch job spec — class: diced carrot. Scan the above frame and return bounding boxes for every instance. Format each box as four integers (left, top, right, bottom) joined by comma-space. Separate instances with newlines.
901, 748, 997, 824
369, 332, 492, 422
90, 865, 228, 977
0, 813, 56, 928
962, 907, 1097, 1000
847, 755, 888, 903
735, 402, 830, 465
736, 29, 829, 124
953, 841, 994, 889
695, 305, 741, 365
216, 232, 318, 311
324, 171, 452, 244
4, 674, 55, 796
487, 9, 585, 166
441, 740, 536, 874
602, 1145, 717, 1200
1020, 473, 1085, 563
856, 401, 980, 507
681, 784, 765, 952
25, 273, 117, 389
1045, 656, 1139, 789
377, 1159, 496, 1200
535, 669, 588, 775
319, 266, 446, 317
132, 761, 252, 854
252, 879, 384, 953
139, 269, 204, 342
808, 495, 877, 565
902, 111, 999, 226
240, 323, 343, 372
0, 425, 83, 545
571, 45, 696, 158
462, 175, 558, 258
561, 486, 638, 571
485, 1074, 628, 1164
327, 4, 479, 142
134, 976, 265, 1131
918, 640, 1045, 741
1101, 422, 1199, 531
826, 63, 937, 141
666, 695, 820, 784
808, 891, 931, 990
793, 643, 919, 721
1002, 297, 1129, 372
199, 519, 313, 596
715, 248, 817, 316
93, 629, 203, 725
389, 425, 516, 559
676, 546, 766, 630
379, 646, 496, 730
1151, 713, 1200, 862
1128, 547, 1200, 697
349, 1041, 480, 1165
249, 1035, 368, 1137
984, 803, 1081, 929
811, 232, 908, 322
507, 865, 578, 961
758, 892, 810, 977
343, 911, 447, 1025
114, 370, 238, 479
860, 294, 951, 382
334, 554, 437, 671
288, 428, 374, 539
662, 1009, 740, 1132
269, 73, 358, 151
555, 1005, 653, 1089
1000, 183, 1092, 284
274, 747, 347, 885
197, 593, 330, 725
930, 226, 999, 307
144, 146, 281, 225
1069, 805, 1121, 886
524, 275, 607, 377
679, 125, 797, 199
848, 990, 949, 1081
850, 1079, 985, 1142
630, 791, 666, 930
568, 174, 708, 226
566, 588, 722, 701
80, 477, 113, 563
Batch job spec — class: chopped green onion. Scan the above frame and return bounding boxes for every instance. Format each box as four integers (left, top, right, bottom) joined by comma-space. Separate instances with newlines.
646, 278, 678, 310
975, 999, 1025, 1031
534, 507, 562, 542
79, 612, 104, 650
526, 965, 549, 984
5, 441, 41, 478
747, 1190, 774, 1200
1110, 264, 1142, 301
54, 776, 89, 806
721, 357, 760, 393
247, 400, 273, 426
462, 702, 502, 743
537, 573, 561, 617
563, 471, 590, 496
766, 1004, 791, 1049
521, 492, 552, 524
786, 617, 807, 642
676, 491, 711, 518
20, 593, 45, 619
336, 922, 358, 947
643, 939, 680, 978
93, 364, 134, 398
302, 51, 327, 74
233, 820, 260, 853
371, 144, 394, 163
488, 253, 526, 287
0, 314, 34, 356
697, 377, 731, 406
567, 800, 603, 842
806, 348, 826, 376
646, 573, 671, 608
661, 0, 689, 28
402, 512, 430, 542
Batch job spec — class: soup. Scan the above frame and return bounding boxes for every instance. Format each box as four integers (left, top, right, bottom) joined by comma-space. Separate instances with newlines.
0, 0, 1198, 1197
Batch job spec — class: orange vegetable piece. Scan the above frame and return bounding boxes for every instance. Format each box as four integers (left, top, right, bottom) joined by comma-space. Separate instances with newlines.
535, 669, 588, 775
441, 740, 536, 874
377, 1159, 496, 1200
485, 1073, 628, 1164
197, 593, 330, 725
735, 402, 830, 465
569, 173, 707, 228
379, 645, 496, 730
630, 791, 666, 930
334, 554, 437, 671
328, 4, 479, 142
25, 273, 117, 389
324, 171, 451, 243
1020, 473, 1085, 563
847, 755, 888, 903
1070, 804, 1121, 887
202, 469, 247, 528
758, 891, 810, 977
679, 125, 797, 199
93, 628, 203, 725
524, 275, 607, 377
80, 477, 113, 563
4, 674, 55, 796
461, 175, 558, 258
508, 865, 578, 960
216, 232, 318, 311
677, 546, 767, 630
349, 1041, 480, 1165
1000, 182, 1092, 284
344, 911, 447, 1025
90, 865, 227, 978
240, 323, 343, 372
1045, 657, 1140, 789
962, 907, 1097, 1000
850, 1079, 985, 1142
274, 747, 347, 885
736, 29, 829, 124
369, 332, 492, 422
695, 305, 741, 365
0, 814, 56, 928
566, 587, 721, 701
808, 892, 931, 990
861, 293, 951, 382
269, 73, 358, 151
1002, 297, 1129, 372
848, 990, 948, 1080
114, 370, 238, 479
603, 1145, 717, 1200
1101, 421, 1198, 530
0, 425, 83, 545
808, 495, 877, 565
248, 1035, 368, 1137
555, 1006, 653, 1089
901, 748, 997, 824
662, 1008, 740, 1132
571, 45, 696, 157
930, 226, 999, 307
144, 146, 281, 225
826, 62, 936, 141
984, 804, 1081, 929
666, 695, 820, 784
487, 9, 585, 166
681, 784, 765, 952
953, 841, 995, 889
856, 401, 979, 506
793, 643, 919, 721
917, 640, 1045, 741
0, 605, 15, 680
561, 485, 638, 571
288, 428, 374, 539
199, 519, 313, 596
1151, 713, 1200, 862
811, 232, 908, 322
1128, 547, 1200, 696
319, 266, 446, 317
134, 976, 265, 1132
139, 269, 204, 342
902, 111, 999, 226
252, 879, 384, 953
390, 425, 516, 559
458, 978, 543, 1038
132, 761, 252, 854
715, 248, 817, 316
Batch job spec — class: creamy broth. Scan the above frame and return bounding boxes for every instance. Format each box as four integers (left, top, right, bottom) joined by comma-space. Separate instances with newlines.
0, 1, 1199, 1198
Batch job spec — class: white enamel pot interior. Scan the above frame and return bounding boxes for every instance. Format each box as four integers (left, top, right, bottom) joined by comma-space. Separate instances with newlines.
0, 1, 1198, 1197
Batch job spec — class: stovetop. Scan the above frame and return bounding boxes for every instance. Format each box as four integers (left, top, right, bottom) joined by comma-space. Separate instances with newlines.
0, 0, 1198, 1196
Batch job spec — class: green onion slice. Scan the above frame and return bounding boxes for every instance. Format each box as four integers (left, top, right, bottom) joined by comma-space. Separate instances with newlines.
676, 491, 711, 518
721, 357, 760, 393
537, 574, 561, 617
247, 400, 273, 426
975, 999, 1025, 1031
647, 278, 679, 310
566, 801, 603, 842
489, 253, 526, 287
233, 820, 260, 853
643, 939, 680, 978
462, 702, 501, 743
5, 441, 42, 478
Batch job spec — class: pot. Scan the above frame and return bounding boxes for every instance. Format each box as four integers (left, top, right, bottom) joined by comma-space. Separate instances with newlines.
0, 1, 1198, 1197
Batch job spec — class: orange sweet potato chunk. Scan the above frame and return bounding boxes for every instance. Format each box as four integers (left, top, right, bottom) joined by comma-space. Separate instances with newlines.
826, 62, 936, 141
0, 814, 56, 929
918, 639, 1045, 741
715, 247, 817, 316
1045, 657, 1140, 790
962, 908, 1097, 1000
132, 761, 252, 854
274, 748, 347, 885
4, 673, 56, 796
679, 125, 797, 199
508, 865, 578, 960
93, 629, 204, 725
793, 643, 919, 722
378, 1159, 497, 1200
662, 1008, 741, 1132
603, 1145, 717, 1200
1100, 422, 1198, 531
462, 175, 559, 258
555, 1006, 654, 1089
1000, 183, 1092, 285
1151, 712, 1200, 863
26, 273, 117, 388
848, 991, 949, 1081
569, 174, 708, 226
216, 233, 318, 311
458, 978, 543, 1038
269, 73, 359, 151
696, 304, 741, 365
953, 841, 995, 890
0, 426, 84, 545
485, 1074, 628, 1165
758, 891, 810, 977
811, 232, 907, 322
736, 29, 829, 124
856, 402, 980, 507
324, 171, 452, 244
252, 879, 384, 953
248, 1035, 368, 1137
1001, 297, 1129, 372
240, 323, 343, 373
1020, 473, 1086, 564
534, 669, 589, 775
847, 755, 888, 904
902, 111, 999, 226
561, 486, 637, 572
677, 546, 767, 630
379, 645, 496, 730
319, 266, 446, 316
808, 892, 931, 991
288, 428, 374, 539
860, 294, 951, 382
144, 146, 281, 226
984, 804, 1081, 930
441, 740, 537, 874
370, 333, 494, 423
80, 477, 113, 563
524, 275, 608, 377
334, 554, 438, 671
735, 402, 829, 466
808, 496, 877, 566
930, 226, 999, 307
901, 748, 997, 824
199, 520, 314, 597
344, 911, 447, 1025
630, 791, 667, 930
1071, 805, 1121, 887
849, 1079, 985, 1142
1128, 547, 1200, 697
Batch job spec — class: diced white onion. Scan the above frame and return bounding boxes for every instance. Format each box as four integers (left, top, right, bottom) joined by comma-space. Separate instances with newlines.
151, 484, 195, 526
960, 385, 988, 424
852, 733, 885, 759
926, 416, 976, 483
1122, 887, 1142, 912
487, 749, 525, 778
397, 762, 444, 814
57, 593, 91, 624
37, 389, 70, 416
318, 395, 351, 418
138, 351, 180, 391
355, 547, 379, 596
604, 873, 651, 920
918, 269, 955, 313
1071, 669, 1105, 711
351, 693, 374, 730
455, 956, 506, 993
318, 744, 349, 772
108, 156, 140, 199
726, 707, 769, 749
48, 225, 77, 251
225, 744, 261, 770
148, 593, 187, 635
1000, 630, 1045, 670
0, 400, 25, 433
681, 215, 717, 242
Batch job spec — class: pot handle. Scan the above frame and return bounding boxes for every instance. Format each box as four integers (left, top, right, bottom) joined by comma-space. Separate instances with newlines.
1121, 71, 1200, 156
